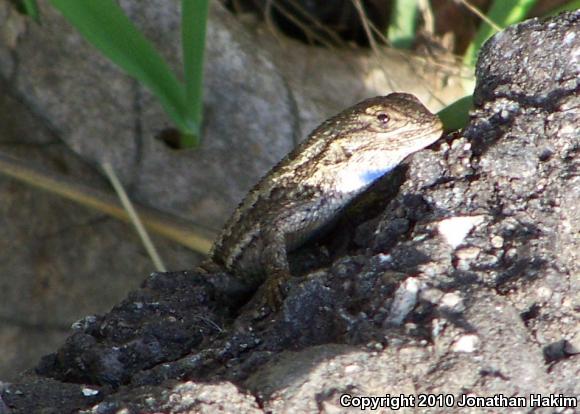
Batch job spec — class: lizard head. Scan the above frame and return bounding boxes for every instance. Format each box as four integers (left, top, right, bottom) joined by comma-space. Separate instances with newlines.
282, 93, 444, 194
315, 93, 444, 193
335, 93, 443, 155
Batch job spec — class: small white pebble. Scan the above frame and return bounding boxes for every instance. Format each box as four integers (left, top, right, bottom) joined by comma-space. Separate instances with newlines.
491, 235, 504, 248
452, 334, 480, 353
432, 318, 445, 338
455, 246, 481, 260
440, 292, 463, 311
82, 387, 99, 397
71, 315, 97, 331
366, 341, 384, 351
387, 278, 421, 325
536, 286, 552, 301
563, 31, 576, 45
344, 364, 360, 374
376, 253, 393, 263
438, 216, 485, 248
419, 287, 444, 304
505, 248, 518, 259
412, 233, 428, 242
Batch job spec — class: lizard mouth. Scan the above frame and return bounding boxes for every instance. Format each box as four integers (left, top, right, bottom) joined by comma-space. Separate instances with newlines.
383, 122, 443, 150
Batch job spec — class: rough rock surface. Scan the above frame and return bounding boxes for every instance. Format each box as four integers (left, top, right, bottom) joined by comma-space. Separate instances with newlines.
1, 10, 579, 414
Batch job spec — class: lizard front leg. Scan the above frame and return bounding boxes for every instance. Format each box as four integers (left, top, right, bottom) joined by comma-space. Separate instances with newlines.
261, 227, 291, 309
258, 197, 332, 309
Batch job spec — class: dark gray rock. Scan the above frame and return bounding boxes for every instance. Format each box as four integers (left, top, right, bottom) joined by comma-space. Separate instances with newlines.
2, 10, 579, 414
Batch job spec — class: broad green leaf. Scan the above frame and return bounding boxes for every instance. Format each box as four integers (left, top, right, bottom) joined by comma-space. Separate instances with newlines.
437, 95, 473, 132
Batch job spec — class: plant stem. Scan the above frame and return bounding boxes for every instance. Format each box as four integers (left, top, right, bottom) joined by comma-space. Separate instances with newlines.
181, 0, 209, 147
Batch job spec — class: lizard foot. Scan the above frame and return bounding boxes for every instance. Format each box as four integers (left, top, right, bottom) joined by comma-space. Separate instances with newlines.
262, 271, 290, 310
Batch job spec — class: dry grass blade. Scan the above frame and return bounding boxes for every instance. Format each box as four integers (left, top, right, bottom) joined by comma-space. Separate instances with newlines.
102, 162, 167, 272
458, 0, 502, 31
264, 0, 345, 48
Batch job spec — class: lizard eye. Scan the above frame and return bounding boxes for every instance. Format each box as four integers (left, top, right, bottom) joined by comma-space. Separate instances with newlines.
376, 113, 390, 124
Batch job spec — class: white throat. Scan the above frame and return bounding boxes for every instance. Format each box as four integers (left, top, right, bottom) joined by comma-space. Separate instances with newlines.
335, 160, 400, 194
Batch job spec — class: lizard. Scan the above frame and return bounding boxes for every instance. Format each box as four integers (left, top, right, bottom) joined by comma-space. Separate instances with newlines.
204, 92, 443, 307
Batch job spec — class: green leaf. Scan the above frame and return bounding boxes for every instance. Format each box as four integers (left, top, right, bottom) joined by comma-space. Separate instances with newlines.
437, 95, 473, 132
464, 0, 538, 68
547, 0, 580, 16
181, 0, 209, 147
387, 0, 419, 49
21, 0, 40, 22
48, 0, 197, 137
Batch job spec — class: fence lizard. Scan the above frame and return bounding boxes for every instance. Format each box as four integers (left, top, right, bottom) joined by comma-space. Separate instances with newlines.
204, 93, 443, 307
